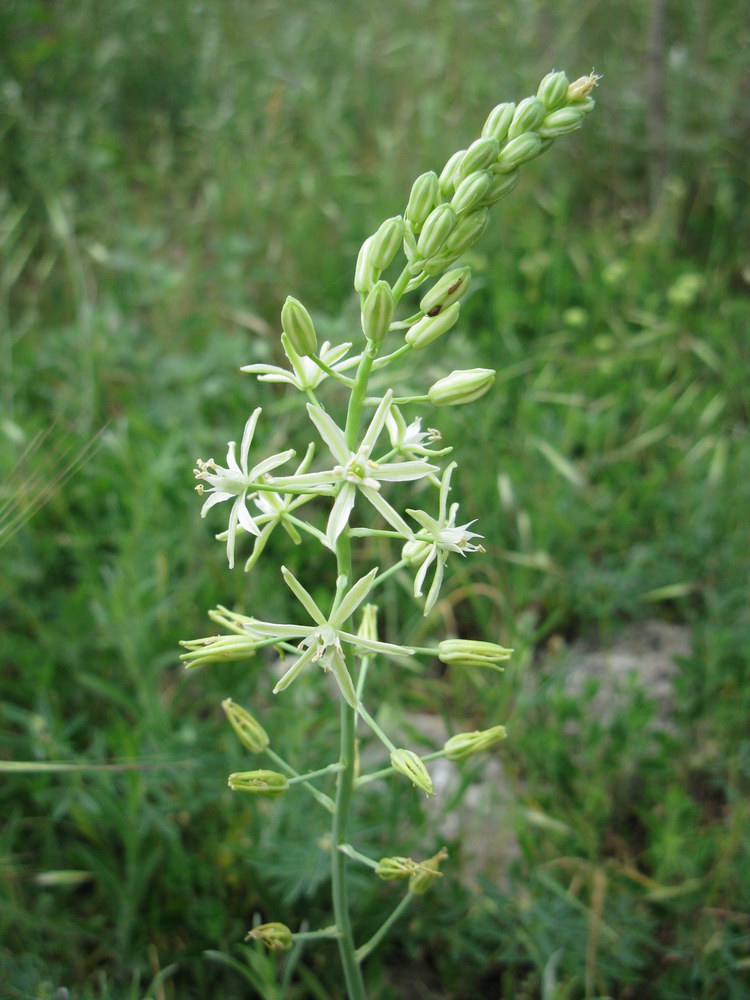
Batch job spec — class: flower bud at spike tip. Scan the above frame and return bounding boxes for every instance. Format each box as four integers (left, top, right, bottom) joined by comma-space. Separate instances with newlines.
539, 107, 586, 138
428, 368, 495, 407
245, 922, 293, 951
390, 749, 434, 796
443, 209, 489, 256
376, 856, 418, 880
416, 204, 457, 258
222, 698, 269, 753
495, 132, 543, 172
405, 171, 439, 229
419, 267, 471, 315
369, 216, 404, 270
228, 769, 289, 796
438, 638, 513, 669
537, 70, 569, 110
405, 302, 461, 350
451, 171, 492, 215
444, 726, 508, 761
458, 137, 500, 177
507, 97, 545, 139
481, 102, 515, 142
409, 847, 448, 895
280, 296, 317, 357
361, 280, 394, 344
437, 149, 465, 196
567, 72, 601, 101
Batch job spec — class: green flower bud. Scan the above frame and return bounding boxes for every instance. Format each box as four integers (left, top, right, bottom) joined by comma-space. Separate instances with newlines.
357, 603, 379, 644
450, 170, 492, 215
361, 280, 394, 344
442, 209, 489, 256
375, 856, 418, 880
437, 638, 513, 670
507, 97, 545, 140
390, 748, 434, 796
280, 296, 317, 357
179, 634, 260, 669
537, 70, 570, 110
228, 769, 289, 796
495, 132, 543, 172
444, 725, 508, 761
416, 204, 457, 258
245, 922, 293, 951
419, 267, 471, 315
354, 236, 377, 294
567, 73, 600, 102
405, 301, 461, 350
458, 137, 500, 178
402, 537, 433, 566
405, 171, 439, 229
538, 107, 586, 138
481, 102, 515, 142
369, 216, 404, 270
409, 847, 448, 895
428, 368, 495, 407
437, 149, 466, 197
222, 698, 269, 753
482, 167, 520, 206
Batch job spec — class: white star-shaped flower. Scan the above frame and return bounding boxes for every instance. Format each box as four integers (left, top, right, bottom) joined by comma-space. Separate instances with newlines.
241, 335, 359, 391
405, 462, 485, 615
193, 408, 295, 568
272, 391, 438, 548
385, 404, 452, 460
247, 566, 414, 706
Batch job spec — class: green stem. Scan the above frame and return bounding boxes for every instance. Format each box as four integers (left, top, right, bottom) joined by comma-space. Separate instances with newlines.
355, 748, 447, 788
309, 353, 356, 387
345, 341, 379, 450
371, 559, 409, 590
355, 893, 414, 964
372, 342, 414, 369
265, 749, 335, 812
338, 843, 379, 870
292, 926, 342, 942
357, 705, 397, 754
286, 762, 343, 786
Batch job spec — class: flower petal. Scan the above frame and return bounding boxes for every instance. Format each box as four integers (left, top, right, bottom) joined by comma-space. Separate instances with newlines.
326, 483, 357, 548
339, 632, 415, 657
330, 567, 378, 629
239, 409, 262, 475
306, 404, 350, 465
328, 646, 359, 708
439, 462, 457, 522
200, 491, 233, 516
280, 566, 327, 625
247, 620, 316, 639
424, 553, 446, 615
360, 390, 393, 453
413, 546, 437, 598
273, 641, 319, 694
244, 520, 276, 572
374, 460, 438, 482
247, 448, 296, 480
236, 500, 261, 536
360, 486, 414, 540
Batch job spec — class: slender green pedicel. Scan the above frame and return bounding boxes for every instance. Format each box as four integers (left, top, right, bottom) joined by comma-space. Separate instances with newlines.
183, 70, 598, 998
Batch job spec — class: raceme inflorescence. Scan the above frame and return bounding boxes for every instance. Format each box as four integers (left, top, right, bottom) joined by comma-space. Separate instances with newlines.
181, 70, 598, 999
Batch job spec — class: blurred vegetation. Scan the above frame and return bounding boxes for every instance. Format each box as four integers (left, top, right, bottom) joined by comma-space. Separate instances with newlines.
1, 0, 748, 997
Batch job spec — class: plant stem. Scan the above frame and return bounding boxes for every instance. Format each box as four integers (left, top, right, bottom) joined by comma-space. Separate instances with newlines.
355, 893, 414, 964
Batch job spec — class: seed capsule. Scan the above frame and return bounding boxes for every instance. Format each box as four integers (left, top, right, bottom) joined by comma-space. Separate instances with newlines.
222, 698, 269, 753
390, 748, 434, 796
245, 922, 293, 951
443, 725, 508, 761
409, 847, 448, 895
227, 770, 289, 796
437, 638, 513, 669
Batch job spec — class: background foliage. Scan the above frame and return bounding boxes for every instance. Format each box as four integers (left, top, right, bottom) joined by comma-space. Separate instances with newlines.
1, 0, 748, 997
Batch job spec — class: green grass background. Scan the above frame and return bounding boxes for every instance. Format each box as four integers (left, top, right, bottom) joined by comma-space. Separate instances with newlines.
1, 1, 749, 997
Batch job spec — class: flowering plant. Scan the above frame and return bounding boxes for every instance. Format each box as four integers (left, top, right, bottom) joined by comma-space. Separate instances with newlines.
182, 70, 598, 997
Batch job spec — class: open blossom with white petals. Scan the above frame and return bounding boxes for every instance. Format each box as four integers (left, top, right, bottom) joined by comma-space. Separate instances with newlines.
241, 334, 359, 392
247, 566, 414, 707
194, 408, 296, 569
272, 390, 438, 548
385, 404, 452, 461
405, 462, 485, 615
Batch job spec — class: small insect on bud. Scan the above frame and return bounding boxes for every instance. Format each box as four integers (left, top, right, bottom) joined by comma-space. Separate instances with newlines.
443, 725, 508, 761
245, 922, 293, 951
222, 698, 269, 753
419, 267, 471, 316
507, 97, 546, 140
280, 296, 317, 357
537, 70, 570, 110
567, 72, 601, 102
442, 208, 489, 257
538, 107, 586, 138
369, 216, 405, 271
361, 280, 394, 344
481, 102, 516, 143
437, 638, 513, 670
428, 368, 496, 407
227, 769, 289, 797
375, 856, 418, 881
405, 301, 461, 350
458, 136, 500, 178
354, 236, 377, 294
409, 847, 448, 895
482, 167, 520, 206
437, 149, 466, 197
390, 749, 434, 797
450, 170, 492, 215
405, 171, 440, 230
416, 204, 457, 259
494, 132, 543, 173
